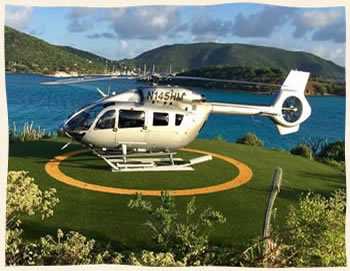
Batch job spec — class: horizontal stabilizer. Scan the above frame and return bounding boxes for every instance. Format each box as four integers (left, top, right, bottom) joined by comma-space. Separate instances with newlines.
276, 124, 299, 135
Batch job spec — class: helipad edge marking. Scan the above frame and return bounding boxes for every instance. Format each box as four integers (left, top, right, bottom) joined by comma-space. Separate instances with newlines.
45, 148, 253, 196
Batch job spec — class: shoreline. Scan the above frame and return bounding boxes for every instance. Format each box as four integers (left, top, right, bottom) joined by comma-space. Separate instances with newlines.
5, 71, 345, 97
162, 83, 344, 97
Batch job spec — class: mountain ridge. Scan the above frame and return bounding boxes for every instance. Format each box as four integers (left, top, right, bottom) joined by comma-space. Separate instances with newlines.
124, 42, 344, 80
4, 26, 345, 80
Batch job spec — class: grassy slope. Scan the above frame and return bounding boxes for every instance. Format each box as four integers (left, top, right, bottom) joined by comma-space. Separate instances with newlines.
8, 138, 345, 251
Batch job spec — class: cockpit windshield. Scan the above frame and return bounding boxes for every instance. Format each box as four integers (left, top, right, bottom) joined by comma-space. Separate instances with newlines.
66, 102, 114, 131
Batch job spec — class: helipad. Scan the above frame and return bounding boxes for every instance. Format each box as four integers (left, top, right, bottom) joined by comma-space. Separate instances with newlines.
45, 148, 253, 196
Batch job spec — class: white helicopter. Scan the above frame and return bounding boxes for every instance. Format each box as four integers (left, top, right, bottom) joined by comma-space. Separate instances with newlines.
51, 70, 311, 172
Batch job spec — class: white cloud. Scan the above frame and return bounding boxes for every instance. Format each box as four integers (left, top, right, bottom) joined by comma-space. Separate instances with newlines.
296, 9, 342, 29
104, 6, 181, 40
120, 40, 128, 49
65, 8, 99, 33
293, 8, 345, 40
5, 6, 33, 30
191, 18, 232, 42
312, 44, 328, 59
232, 6, 296, 38
311, 44, 345, 66
151, 16, 168, 28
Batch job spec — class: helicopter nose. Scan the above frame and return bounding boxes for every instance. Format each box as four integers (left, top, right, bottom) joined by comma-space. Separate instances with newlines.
58, 123, 65, 136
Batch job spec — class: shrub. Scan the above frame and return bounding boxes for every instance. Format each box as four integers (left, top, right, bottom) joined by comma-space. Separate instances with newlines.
127, 251, 185, 267
39, 230, 96, 265
128, 191, 226, 266
9, 121, 53, 143
6, 171, 59, 265
6, 171, 59, 229
319, 159, 345, 172
318, 140, 345, 162
214, 135, 225, 142
290, 144, 313, 159
284, 190, 346, 266
237, 190, 346, 267
236, 133, 264, 147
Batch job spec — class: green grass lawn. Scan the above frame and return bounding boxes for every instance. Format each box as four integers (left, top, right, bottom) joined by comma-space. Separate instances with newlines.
8, 138, 346, 252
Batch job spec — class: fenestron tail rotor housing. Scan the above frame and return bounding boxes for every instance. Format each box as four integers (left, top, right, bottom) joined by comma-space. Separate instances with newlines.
282, 96, 303, 123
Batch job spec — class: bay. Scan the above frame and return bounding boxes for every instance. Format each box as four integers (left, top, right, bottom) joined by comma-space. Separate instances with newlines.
5, 73, 345, 149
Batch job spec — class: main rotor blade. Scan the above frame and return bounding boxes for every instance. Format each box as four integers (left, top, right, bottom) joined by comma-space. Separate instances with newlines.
40, 76, 137, 86
171, 75, 281, 87
97, 88, 107, 97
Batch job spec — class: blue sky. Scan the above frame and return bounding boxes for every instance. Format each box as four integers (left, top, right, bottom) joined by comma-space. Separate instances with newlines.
5, 3, 346, 66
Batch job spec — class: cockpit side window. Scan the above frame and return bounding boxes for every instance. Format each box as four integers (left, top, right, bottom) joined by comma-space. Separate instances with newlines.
118, 110, 145, 128
175, 114, 184, 126
95, 110, 116, 130
153, 112, 169, 126
66, 104, 105, 131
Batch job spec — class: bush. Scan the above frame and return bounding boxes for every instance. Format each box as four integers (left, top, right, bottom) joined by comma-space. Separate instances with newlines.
236, 133, 264, 147
319, 159, 345, 172
6, 171, 59, 265
238, 190, 346, 267
284, 190, 346, 266
128, 191, 226, 266
9, 121, 54, 144
318, 140, 345, 162
214, 135, 225, 142
290, 144, 313, 159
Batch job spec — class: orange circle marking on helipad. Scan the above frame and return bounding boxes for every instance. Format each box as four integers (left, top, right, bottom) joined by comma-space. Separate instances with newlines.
45, 148, 253, 196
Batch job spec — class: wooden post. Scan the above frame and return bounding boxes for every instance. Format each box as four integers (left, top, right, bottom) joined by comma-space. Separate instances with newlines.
262, 167, 283, 252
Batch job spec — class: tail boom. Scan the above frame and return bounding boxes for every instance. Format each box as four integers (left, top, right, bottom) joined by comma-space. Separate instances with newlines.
209, 70, 311, 135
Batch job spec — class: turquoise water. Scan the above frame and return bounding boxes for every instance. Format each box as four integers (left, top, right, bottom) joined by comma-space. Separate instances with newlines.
5, 73, 345, 149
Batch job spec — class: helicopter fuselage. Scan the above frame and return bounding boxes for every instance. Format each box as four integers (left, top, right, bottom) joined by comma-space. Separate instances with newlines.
62, 86, 212, 152
61, 70, 311, 154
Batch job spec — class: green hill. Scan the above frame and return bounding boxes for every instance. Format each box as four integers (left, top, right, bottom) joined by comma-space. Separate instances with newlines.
57, 45, 111, 65
125, 43, 344, 80
5, 26, 109, 75
5, 26, 344, 80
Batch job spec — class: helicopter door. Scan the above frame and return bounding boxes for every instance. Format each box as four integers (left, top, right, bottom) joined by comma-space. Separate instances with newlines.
116, 109, 147, 146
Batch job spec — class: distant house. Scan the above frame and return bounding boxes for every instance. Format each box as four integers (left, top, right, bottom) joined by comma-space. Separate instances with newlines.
53, 71, 72, 77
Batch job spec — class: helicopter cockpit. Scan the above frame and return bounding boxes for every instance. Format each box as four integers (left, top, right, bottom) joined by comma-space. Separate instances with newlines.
63, 102, 115, 138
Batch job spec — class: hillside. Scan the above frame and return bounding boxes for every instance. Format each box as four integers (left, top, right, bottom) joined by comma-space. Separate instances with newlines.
57, 46, 111, 65
125, 43, 345, 80
5, 26, 345, 81
5, 26, 110, 75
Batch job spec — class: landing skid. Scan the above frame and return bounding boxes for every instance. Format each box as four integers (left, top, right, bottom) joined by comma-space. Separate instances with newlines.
91, 148, 212, 172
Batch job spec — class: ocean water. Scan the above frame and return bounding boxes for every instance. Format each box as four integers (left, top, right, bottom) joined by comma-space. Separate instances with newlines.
5, 73, 346, 149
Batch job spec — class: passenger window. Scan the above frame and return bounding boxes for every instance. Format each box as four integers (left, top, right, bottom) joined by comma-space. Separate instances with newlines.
118, 110, 145, 128
153, 112, 169, 126
95, 110, 116, 129
175, 114, 184, 126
